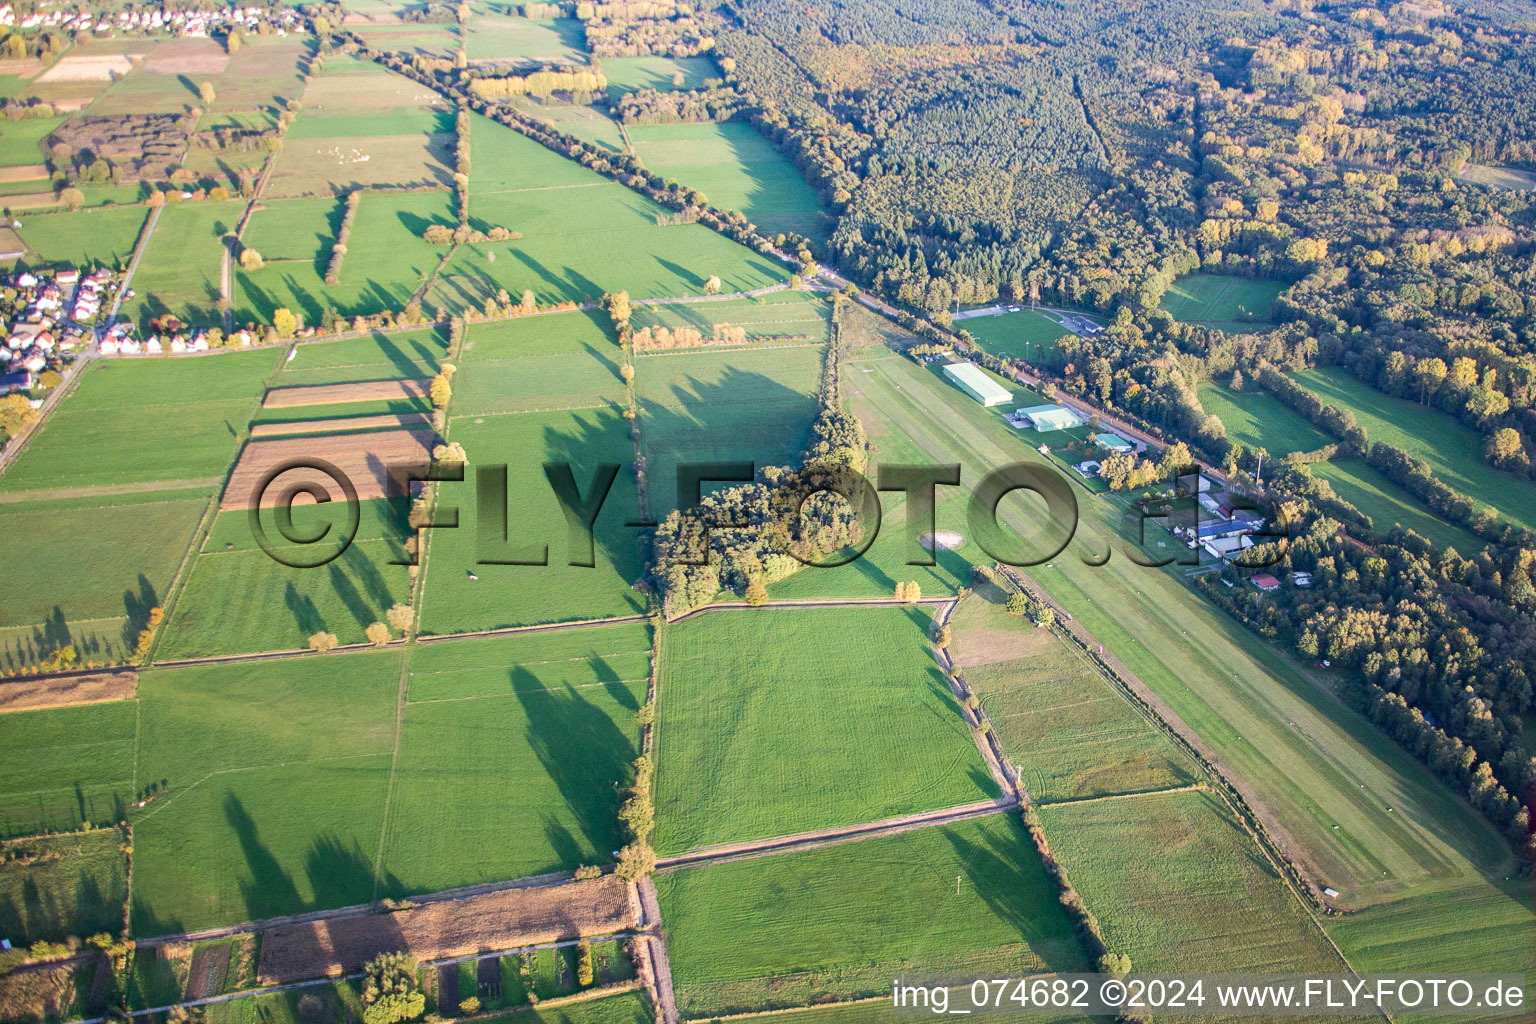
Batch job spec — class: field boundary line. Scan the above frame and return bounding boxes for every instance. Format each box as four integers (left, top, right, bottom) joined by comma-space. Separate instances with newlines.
1032, 782, 1208, 809
932, 596, 1022, 802
654, 798, 1016, 873
370, 650, 414, 899
682, 994, 890, 1024
665, 595, 951, 623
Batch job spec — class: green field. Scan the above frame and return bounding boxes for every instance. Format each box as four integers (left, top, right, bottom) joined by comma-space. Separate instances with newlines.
0, 701, 136, 837
0, 116, 63, 166
13, 206, 148, 270
655, 814, 1085, 1017
453, 313, 627, 416
629, 291, 830, 343
0, 829, 128, 944
124, 199, 248, 330
950, 588, 1196, 802
842, 343, 1514, 910
237, 190, 454, 323
157, 510, 412, 658
1197, 380, 1330, 456
961, 309, 1081, 365
1325, 878, 1536, 1023
417, 406, 647, 634
465, 15, 584, 61
636, 342, 822, 512
1037, 790, 1347, 972
653, 607, 997, 855
0, 490, 210, 669
627, 122, 829, 242
1309, 458, 1484, 554
130, 652, 401, 933
1159, 273, 1287, 330
0, 350, 279, 494
379, 628, 648, 893
518, 102, 628, 153
600, 56, 714, 97
1296, 366, 1536, 534
274, 327, 450, 387
432, 118, 787, 310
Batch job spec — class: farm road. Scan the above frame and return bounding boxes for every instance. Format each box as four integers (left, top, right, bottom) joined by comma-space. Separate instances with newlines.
636, 880, 680, 1024
654, 797, 1017, 873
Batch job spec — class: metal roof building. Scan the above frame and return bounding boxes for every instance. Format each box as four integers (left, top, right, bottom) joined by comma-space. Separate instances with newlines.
942, 361, 1012, 406
1016, 403, 1083, 431
1092, 431, 1135, 453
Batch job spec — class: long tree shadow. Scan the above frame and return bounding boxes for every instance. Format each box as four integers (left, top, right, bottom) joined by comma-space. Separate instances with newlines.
511, 667, 638, 864
284, 581, 326, 637
226, 793, 305, 922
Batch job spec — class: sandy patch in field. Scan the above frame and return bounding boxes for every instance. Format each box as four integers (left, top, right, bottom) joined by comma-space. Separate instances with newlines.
920, 529, 965, 550
0, 671, 137, 714
35, 54, 142, 83
263, 378, 432, 408
249, 412, 433, 436
220, 429, 435, 509
256, 875, 637, 983
0, 58, 46, 79
0, 164, 48, 182
143, 40, 229, 76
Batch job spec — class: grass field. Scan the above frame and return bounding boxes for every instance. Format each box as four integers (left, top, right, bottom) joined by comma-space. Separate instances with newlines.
123, 199, 247, 330
0, 350, 279, 494
629, 291, 830, 343
417, 406, 647, 634
0, 490, 210, 669
655, 814, 1085, 1017
1160, 274, 1286, 331
274, 327, 450, 387
453, 313, 626, 416
600, 56, 713, 97
1296, 366, 1536, 534
0, 829, 127, 944
130, 652, 400, 933
462, 991, 653, 1024
961, 310, 1080, 365
12, 205, 147, 270
517, 102, 627, 153
464, 15, 584, 61
1309, 458, 1484, 555
636, 342, 822, 512
432, 117, 787, 310
378, 628, 648, 893
157, 507, 411, 658
627, 122, 829, 242
237, 190, 455, 323
949, 588, 1197, 802
1325, 878, 1536, 1023
1196, 381, 1330, 456
841, 343, 1514, 910
0, 116, 63, 166
0, 701, 136, 837
1037, 790, 1348, 972
653, 607, 997, 855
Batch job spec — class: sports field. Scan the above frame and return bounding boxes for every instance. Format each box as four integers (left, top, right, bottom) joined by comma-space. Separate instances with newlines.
842, 343, 1514, 911
1296, 366, 1536, 534
1037, 790, 1348, 972
379, 627, 648, 894
655, 814, 1085, 1017
1309, 458, 1484, 554
0, 350, 279, 493
653, 607, 997, 855
949, 588, 1196, 802
1196, 380, 1330, 456
627, 122, 829, 242
961, 309, 1079, 365
1159, 273, 1286, 330
636, 342, 822, 512
0, 700, 136, 837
